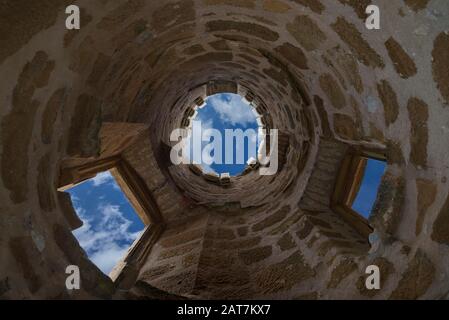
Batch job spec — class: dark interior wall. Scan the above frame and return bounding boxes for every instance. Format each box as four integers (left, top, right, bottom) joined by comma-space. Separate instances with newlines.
0, 0, 448, 299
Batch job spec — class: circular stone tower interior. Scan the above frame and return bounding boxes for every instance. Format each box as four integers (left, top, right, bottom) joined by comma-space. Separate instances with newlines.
1, 0, 449, 300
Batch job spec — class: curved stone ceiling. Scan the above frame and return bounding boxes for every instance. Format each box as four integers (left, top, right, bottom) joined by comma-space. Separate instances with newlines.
1, 0, 449, 300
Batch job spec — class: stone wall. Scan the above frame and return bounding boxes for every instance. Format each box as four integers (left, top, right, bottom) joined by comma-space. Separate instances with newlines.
1, 0, 449, 299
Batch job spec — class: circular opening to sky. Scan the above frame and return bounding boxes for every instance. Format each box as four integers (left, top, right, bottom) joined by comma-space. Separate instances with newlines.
189, 93, 260, 176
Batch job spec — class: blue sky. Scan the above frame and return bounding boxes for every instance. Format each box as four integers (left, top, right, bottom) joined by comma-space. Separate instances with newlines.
351, 159, 387, 218
189, 93, 259, 176
68, 172, 144, 275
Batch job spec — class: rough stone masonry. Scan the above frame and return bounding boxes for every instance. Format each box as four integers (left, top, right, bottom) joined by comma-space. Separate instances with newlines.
0, 0, 449, 300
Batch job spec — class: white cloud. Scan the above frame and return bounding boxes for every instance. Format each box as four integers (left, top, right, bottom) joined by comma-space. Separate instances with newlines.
179, 94, 259, 171
207, 94, 256, 126
201, 163, 216, 174
89, 243, 129, 275
72, 203, 143, 275
90, 171, 114, 187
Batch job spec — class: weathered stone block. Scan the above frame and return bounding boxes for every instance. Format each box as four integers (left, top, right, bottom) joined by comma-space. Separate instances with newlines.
239, 246, 272, 265
255, 250, 314, 294
390, 250, 435, 299
252, 205, 290, 232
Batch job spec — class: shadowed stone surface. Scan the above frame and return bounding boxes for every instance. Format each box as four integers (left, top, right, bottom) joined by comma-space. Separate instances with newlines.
331, 17, 384, 68
2, 51, 54, 203
377, 80, 399, 126
431, 193, 449, 245
432, 32, 449, 104
0, 0, 448, 300
407, 97, 428, 168
385, 37, 417, 79
390, 250, 435, 299
287, 15, 326, 51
